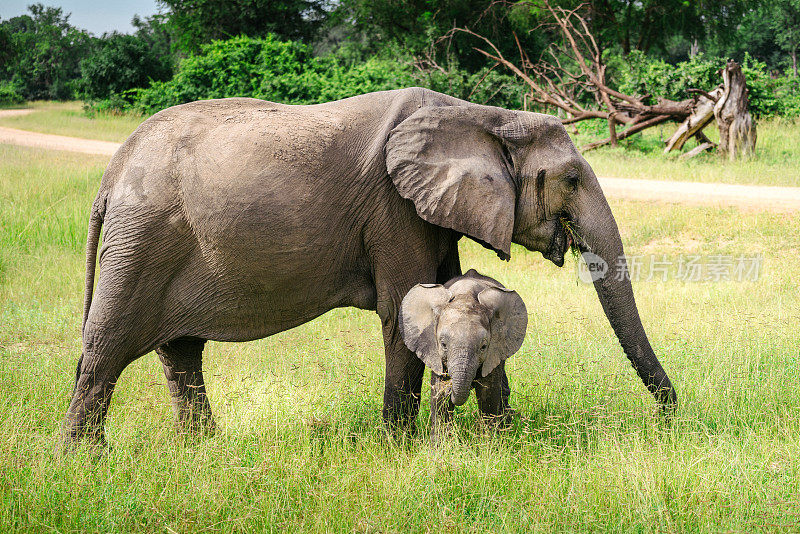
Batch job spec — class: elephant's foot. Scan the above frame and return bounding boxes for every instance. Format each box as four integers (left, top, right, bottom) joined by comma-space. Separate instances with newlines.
480, 407, 517, 431
59, 425, 105, 450
382, 399, 421, 440
60, 357, 121, 454
381, 369, 425, 439
171, 397, 217, 437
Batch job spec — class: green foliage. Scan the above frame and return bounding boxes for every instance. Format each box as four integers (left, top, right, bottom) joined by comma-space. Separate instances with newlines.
328, 0, 549, 71
415, 64, 526, 110
0, 4, 91, 100
614, 51, 724, 103
158, 0, 329, 53
0, 82, 24, 106
78, 33, 173, 100
768, 0, 800, 75
614, 51, 800, 118
113, 35, 521, 114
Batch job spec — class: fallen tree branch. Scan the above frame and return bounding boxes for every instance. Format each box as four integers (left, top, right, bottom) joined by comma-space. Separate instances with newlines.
581, 115, 672, 152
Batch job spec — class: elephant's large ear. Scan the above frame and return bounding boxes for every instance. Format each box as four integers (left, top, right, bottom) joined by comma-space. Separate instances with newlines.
386, 106, 520, 260
477, 287, 528, 377
399, 284, 452, 375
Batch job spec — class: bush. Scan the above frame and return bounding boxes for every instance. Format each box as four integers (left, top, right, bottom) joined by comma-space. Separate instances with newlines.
106, 34, 526, 115
614, 51, 724, 104
0, 81, 24, 106
126, 35, 343, 113
416, 64, 526, 110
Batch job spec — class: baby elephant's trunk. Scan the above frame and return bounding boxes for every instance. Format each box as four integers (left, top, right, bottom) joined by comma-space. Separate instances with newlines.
448, 349, 481, 406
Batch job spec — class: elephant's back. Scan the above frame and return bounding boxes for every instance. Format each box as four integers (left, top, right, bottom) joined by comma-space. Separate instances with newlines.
98, 93, 407, 275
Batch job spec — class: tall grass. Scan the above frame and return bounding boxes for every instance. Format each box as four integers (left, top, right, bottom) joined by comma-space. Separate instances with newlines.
1, 140, 799, 531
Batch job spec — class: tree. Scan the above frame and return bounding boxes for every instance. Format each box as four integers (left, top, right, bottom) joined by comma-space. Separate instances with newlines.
79, 33, 173, 100
327, 0, 550, 70
770, 0, 800, 77
456, 1, 757, 156
453, 3, 697, 149
0, 4, 91, 100
157, 0, 330, 52
131, 13, 174, 65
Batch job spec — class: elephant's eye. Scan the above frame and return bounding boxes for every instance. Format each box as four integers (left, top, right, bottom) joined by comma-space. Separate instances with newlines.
480, 342, 488, 351
565, 169, 580, 191
440, 341, 447, 350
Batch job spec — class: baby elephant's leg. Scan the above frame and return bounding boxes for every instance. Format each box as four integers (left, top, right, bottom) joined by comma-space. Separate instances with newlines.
475, 362, 512, 427
429, 372, 455, 441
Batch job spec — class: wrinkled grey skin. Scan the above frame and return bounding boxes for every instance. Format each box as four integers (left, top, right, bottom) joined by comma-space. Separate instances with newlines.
62, 87, 676, 447
400, 270, 527, 439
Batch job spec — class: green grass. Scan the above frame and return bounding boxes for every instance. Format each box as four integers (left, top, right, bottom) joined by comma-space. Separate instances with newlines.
1, 125, 800, 531
0, 101, 145, 143
575, 117, 800, 187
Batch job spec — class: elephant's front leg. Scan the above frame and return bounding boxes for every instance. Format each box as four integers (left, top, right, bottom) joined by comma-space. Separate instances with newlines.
379, 308, 426, 436
429, 372, 454, 442
475, 362, 512, 428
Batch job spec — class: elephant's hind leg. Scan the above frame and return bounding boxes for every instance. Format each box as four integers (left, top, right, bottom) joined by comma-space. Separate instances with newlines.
62, 325, 147, 448
156, 337, 215, 435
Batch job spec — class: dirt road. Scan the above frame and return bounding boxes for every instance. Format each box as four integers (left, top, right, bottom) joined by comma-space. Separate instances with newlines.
2, 108, 799, 212
598, 177, 800, 212
0, 108, 120, 155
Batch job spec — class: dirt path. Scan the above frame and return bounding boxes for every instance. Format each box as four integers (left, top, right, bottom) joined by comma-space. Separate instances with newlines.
598, 177, 800, 212
0, 108, 121, 155
0, 109, 37, 118
2, 108, 799, 212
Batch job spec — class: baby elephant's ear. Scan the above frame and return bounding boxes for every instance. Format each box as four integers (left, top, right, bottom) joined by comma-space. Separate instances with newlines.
477, 287, 528, 377
399, 284, 451, 375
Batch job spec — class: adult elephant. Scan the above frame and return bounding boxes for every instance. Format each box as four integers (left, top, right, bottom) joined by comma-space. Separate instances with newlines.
63, 88, 676, 446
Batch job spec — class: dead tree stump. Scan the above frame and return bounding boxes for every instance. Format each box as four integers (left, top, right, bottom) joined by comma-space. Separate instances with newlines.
714, 61, 757, 160
665, 87, 723, 153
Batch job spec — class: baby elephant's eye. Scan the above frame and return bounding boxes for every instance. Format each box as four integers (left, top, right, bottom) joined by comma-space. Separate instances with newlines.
480, 341, 488, 351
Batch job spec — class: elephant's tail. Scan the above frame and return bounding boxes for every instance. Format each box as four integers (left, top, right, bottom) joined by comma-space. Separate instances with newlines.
82, 191, 107, 335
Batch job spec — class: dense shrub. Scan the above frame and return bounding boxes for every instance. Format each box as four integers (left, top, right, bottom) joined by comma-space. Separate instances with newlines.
115, 35, 521, 114
418, 64, 526, 110
0, 81, 25, 106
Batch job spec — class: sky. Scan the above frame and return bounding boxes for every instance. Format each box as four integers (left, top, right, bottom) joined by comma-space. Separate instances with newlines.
0, 0, 161, 35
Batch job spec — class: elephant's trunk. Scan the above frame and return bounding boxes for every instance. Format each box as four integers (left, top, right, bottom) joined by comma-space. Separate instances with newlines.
448, 349, 479, 406
574, 182, 677, 408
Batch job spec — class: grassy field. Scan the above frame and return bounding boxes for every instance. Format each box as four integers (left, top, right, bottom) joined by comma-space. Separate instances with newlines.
578, 118, 800, 187
1, 118, 799, 531
1, 101, 799, 187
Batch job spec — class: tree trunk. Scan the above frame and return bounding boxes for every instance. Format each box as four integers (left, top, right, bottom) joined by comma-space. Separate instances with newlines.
664, 87, 723, 153
714, 61, 757, 160
608, 113, 618, 147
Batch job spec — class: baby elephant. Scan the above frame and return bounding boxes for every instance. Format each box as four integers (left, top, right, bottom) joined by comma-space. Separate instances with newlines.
399, 269, 528, 438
